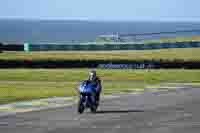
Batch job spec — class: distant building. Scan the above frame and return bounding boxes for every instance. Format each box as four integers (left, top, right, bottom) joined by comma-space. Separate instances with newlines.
97, 34, 120, 42
97, 34, 140, 42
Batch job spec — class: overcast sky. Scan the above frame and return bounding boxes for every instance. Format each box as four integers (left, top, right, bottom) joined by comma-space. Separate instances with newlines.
0, 0, 200, 21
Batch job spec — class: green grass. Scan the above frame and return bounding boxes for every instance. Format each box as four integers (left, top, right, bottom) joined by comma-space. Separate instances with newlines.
1, 48, 200, 61
0, 81, 145, 104
0, 69, 200, 104
1, 69, 200, 82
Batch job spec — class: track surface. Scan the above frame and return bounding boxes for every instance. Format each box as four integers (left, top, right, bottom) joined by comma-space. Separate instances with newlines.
1, 86, 200, 133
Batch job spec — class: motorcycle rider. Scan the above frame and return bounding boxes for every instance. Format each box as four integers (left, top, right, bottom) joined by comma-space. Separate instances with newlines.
76, 70, 102, 106
88, 70, 102, 106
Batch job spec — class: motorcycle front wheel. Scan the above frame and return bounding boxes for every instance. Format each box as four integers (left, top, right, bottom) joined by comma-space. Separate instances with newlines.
78, 99, 84, 114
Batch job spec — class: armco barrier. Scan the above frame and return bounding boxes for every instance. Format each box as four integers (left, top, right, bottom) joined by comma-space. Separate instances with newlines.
1, 41, 200, 51
2, 44, 24, 51
0, 42, 3, 53
26, 41, 200, 51
1, 59, 200, 69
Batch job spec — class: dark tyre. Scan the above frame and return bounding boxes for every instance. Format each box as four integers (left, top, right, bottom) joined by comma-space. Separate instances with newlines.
90, 105, 97, 113
78, 100, 84, 114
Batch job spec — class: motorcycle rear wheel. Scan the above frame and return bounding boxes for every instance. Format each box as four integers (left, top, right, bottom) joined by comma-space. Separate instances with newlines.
90, 105, 97, 113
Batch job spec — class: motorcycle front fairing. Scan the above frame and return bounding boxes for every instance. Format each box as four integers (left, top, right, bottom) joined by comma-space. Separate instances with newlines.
79, 80, 97, 94
79, 81, 96, 107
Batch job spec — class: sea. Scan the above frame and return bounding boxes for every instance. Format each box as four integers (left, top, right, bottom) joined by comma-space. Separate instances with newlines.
0, 19, 200, 44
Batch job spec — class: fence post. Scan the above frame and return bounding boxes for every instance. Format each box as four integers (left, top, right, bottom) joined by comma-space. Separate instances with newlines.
24, 43, 29, 52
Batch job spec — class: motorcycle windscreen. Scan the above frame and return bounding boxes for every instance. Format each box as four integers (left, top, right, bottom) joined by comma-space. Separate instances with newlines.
79, 81, 95, 93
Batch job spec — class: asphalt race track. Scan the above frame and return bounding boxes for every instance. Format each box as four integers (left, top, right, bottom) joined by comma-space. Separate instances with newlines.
1, 85, 200, 133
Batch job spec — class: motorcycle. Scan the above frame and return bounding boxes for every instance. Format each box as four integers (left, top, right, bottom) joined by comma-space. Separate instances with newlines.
77, 80, 98, 114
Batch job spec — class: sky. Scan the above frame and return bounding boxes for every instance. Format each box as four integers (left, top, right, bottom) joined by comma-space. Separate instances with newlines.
0, 0, 200, 21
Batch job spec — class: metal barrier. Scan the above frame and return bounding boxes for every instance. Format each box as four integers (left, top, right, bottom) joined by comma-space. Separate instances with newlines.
0, 42, 2, 53
1, 41, 200, 51
24, 41, 200, 51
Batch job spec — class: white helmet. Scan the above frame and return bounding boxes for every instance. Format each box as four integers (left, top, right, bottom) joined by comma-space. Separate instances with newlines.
89, 70, 96, 80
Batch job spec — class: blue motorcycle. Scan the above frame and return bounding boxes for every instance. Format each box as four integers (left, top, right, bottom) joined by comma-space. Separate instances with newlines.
77, 80, 98, 114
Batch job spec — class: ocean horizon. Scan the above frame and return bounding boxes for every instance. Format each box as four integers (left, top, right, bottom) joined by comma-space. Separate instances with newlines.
0, 19, 200, 44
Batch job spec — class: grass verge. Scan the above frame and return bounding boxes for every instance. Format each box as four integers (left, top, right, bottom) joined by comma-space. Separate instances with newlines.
0, 48, 200, 61
0, 69, 200, 104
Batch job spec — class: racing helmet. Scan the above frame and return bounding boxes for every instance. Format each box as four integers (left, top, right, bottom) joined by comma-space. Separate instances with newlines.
89, 70, 96, 81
